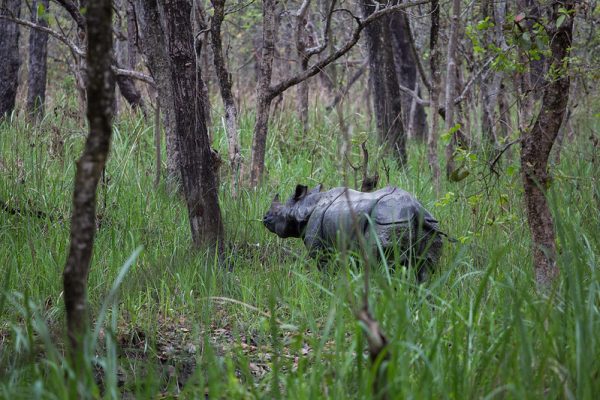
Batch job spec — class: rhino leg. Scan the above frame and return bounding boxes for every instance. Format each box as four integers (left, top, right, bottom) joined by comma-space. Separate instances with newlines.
368, 220, 441, 281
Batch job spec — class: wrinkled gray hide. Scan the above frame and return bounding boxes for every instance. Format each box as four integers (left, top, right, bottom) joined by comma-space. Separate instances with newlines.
263, 185, 442, 280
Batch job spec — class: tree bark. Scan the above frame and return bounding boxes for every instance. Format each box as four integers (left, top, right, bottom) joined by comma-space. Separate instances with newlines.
25, 0, 49, 121
480, 0, 497, 147
249, 0, 276, 187
390, 11, 428, 141
63, 0, 114, 356
159, 0, 225, 250
295, 0, 314, 135
134, 0, 180, 182
0, 0, 21, 119
444, 0, 460, 180
521, 0, 575, 288
126, 0, 138, 69
427, 0, 441, 194
209, 0, 241, 196
361, 0, 406, 165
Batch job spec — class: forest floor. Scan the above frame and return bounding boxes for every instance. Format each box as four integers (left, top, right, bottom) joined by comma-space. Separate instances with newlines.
1, 107, 599, 398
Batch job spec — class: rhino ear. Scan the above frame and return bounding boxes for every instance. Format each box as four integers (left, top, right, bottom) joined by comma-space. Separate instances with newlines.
294, 184, 308, 200
272, 193, 281, 204
309, 183, 323, 195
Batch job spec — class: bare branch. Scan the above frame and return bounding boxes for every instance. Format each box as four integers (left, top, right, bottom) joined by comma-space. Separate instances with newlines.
0, 14, 155, 86
112, 67, 155, 85
397, 82, 430, 105
268, 0, 430, 99
0, 14, 84, 56
304, 0, 336, 57
55, 0, 86, 31
453, 56, 495, 105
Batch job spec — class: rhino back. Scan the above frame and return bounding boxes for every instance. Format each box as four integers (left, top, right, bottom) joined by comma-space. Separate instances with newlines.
372, 188, 438, 229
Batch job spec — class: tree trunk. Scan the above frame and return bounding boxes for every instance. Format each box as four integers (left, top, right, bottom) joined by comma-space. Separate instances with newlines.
480, 0, 496, 147
25, 0, 49, 121
444, 0, 460, 180
390, 11, 428, 141
521, 0, 575, 288
209, 0, 241, 196
249, 0, 276, 187
126, 0, 138, 69
0, 0, 21, 119
63, 0, 115, 356
134, 0, 180, 182
427, 0, 441, 194
159, 0, 224, 250
361, 0, 406, 165
295, 0, 313, 135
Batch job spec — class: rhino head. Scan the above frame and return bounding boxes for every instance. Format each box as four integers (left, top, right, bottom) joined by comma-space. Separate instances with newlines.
263, 184, 323, 238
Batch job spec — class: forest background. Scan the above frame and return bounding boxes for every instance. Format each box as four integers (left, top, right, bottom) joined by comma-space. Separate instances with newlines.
0, 0, 599, 398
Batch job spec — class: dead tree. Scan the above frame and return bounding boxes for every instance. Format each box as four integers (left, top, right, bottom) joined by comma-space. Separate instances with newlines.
26, 0, 50, 121
0, 0, 21, 119
208, 0, 242, 196
63, 0, 115, 356
158, 0, 225, 250
521, 0, 575, 288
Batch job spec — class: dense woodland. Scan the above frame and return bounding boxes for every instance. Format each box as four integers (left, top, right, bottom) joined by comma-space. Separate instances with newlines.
0, 0, 599, 397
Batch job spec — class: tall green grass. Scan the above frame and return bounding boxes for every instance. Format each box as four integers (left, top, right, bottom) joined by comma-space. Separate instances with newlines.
0, 106, 598, 398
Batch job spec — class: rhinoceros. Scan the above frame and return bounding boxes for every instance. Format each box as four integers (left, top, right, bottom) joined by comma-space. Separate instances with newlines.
263, 184, 443, 281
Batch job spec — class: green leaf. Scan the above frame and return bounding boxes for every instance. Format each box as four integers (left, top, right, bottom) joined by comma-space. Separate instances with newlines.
556, 14, 566, 28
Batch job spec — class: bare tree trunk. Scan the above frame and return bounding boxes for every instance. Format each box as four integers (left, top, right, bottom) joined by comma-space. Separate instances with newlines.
25, 0, 49, 121
427, 0, 441, 194
63, 0, 114, 357
480, 0, 496, 147
521, 0, 575, 288
295, 0, 314, 134
444, 0, 460, 180
390, 11, 428, 141
209, 0, 241, 196
361, 0, 406, 165
249, 0, 276, 187
126, 0, 138, 69
0, 0, 21, 119
134, 0, 180, 183
159, 0, 225, 250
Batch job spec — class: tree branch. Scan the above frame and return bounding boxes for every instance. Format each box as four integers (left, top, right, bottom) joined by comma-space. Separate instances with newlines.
267, 0, 429, 100
304, 0, 336, 57
55, 0, 86, 31
0, 14, 155, 86
0, 14, 84, 56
